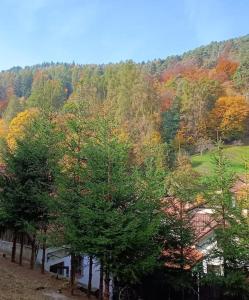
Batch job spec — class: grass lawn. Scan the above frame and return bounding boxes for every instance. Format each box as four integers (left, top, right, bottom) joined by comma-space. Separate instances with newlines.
191, 145, 249, 176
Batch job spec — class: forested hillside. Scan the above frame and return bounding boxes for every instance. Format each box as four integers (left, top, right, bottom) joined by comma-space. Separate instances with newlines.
0, 34, 249, 164
0, 34, 249, 300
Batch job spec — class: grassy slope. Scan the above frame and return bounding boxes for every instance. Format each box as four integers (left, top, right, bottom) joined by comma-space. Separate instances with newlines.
191, 145, 249, 176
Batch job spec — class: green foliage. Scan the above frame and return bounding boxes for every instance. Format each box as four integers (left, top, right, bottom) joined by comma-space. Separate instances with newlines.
0, 35, 248, 154
3, 95, 23, 122
191, 145, 249, 175
201, 143, 249, 297
161, 158, 202, 289
70, 65, 105, 105
203, 271, 249, 299
177, 77, 222, 139
233, 61, 249, 92
0, 113, 60, 236
56, 113, 166, 285
167, 154, 201, 201
0, 35, 248, 296
14, 70, 33, 98
27, 73, 67, 110
161, 97, 180, 143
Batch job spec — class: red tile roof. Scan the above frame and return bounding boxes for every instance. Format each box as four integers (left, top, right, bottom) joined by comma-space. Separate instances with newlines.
163, 247, 203, 270
162, 197, 219, 269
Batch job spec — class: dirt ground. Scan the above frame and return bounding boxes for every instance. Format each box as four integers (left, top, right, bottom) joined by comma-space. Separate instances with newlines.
0, 253, 92, 300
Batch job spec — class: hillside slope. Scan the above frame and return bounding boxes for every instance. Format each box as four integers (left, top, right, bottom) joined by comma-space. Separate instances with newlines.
0, 34, 248, 162
191, 145, 249, 175
0, 254, 86, 300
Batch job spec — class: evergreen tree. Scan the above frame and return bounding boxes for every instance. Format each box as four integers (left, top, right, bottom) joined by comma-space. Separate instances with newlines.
56, 110, 166, 299
0, 112, 60, 270
161, 97, 180, 144
3, 95, 23, 122
203, 143, 249, 298
27, 72, 66, 111
163, 155, 201, 293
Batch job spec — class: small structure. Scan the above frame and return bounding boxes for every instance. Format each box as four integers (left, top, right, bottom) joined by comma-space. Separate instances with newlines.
0, 229, 101, 291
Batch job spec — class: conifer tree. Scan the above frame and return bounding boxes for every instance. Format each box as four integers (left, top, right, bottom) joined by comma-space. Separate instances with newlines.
203, 143, 249, 298
0, 112, 60, 270
56, 108, 166, 299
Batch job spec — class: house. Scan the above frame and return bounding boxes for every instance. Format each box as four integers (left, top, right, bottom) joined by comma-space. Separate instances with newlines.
0, 229, 102, 291
162, 197, 221, 273
162, 178, 249, 275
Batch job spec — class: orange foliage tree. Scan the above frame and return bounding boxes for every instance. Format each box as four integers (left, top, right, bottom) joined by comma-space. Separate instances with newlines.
161, 61, 208, 82
213, 58, 239, 82
208, 96, 249, 141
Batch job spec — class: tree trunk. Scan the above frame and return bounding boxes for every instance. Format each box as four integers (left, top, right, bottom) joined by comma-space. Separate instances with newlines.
19, 232, 24, 266
112, 277, 119, 300
98, 260, 104, 300
30, 236, 36, 269
11, 231, 17, 263
222, 204, 227, 278
103, 268, 110, 300
70, 253, 76, 295
87, 255, 93, 298
41, 236, 46, 274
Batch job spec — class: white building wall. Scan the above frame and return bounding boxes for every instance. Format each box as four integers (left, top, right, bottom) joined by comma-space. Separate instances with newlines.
196, 232, 224, 275
0, 239, 31, 260
0, 240, 103, 292
77, 256, 100, 290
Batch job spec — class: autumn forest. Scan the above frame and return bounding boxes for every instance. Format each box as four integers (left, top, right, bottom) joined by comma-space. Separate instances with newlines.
0, 34, 248, 300
0, 36, 249, 157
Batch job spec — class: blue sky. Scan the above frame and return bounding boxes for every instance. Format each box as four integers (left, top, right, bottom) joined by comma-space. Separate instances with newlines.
0, 0, 248, 70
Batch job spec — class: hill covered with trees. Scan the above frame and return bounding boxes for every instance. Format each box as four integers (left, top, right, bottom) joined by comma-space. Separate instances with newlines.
0, 34, 249, 166
0, 34, 249, 300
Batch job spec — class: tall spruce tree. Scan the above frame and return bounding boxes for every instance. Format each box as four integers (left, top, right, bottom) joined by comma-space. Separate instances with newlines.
0, 112, 60, 270
56, 109, 166, 300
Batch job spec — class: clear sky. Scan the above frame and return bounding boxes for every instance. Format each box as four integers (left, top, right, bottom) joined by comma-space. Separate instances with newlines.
0, 0, 248, 70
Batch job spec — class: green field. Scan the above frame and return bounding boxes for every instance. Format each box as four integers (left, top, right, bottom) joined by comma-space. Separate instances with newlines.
191, 145, 249, 176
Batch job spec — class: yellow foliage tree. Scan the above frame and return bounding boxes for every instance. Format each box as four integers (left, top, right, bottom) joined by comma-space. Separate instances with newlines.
7, 109, 38, 151
0, 119, 8, 139
208, 96, 249, 141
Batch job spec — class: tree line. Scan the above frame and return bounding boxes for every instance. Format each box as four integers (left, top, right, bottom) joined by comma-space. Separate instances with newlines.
0, 35, 248, 164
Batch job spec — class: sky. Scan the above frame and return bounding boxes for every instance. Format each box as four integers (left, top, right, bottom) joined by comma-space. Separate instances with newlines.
0, 0, 248, 70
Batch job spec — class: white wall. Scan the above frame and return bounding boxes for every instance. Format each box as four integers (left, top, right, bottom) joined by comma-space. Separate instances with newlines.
77, 256, 100, 290
0, 240, 111, 295
0, 239, 31, 260
196, 233, 224, 275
